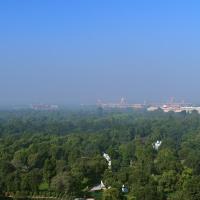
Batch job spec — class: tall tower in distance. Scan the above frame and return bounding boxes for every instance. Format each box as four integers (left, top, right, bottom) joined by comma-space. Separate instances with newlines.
120, 97, 126, 105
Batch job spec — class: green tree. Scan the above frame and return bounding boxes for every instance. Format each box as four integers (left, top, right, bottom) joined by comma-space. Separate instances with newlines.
102, 188, 121, 200
43, 158, 56, 186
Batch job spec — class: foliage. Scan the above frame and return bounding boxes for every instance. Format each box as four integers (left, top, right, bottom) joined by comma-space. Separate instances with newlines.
0, 108, 199, 199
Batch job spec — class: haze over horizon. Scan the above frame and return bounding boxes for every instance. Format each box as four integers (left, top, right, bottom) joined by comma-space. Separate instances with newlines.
1, 1, 200, 105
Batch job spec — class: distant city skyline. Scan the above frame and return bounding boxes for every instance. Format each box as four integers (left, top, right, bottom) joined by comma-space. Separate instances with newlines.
1, 96, 196, 107
1, 1, 200, 105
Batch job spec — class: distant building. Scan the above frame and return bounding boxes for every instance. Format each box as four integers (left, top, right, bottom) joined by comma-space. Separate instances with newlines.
96, 98, 145, 109
147, 106, 159, 111
30, 104, 58, 111
159, 105, 200, 114
131, 104, 144, 109
161, 105, 182, 113
181, 106, 200, 114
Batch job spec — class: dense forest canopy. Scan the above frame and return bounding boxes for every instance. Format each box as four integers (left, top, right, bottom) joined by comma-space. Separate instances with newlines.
0, 108, 200, 200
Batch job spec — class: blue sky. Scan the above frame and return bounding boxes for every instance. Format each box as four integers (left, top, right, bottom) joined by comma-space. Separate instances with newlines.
1, 0, 200, 105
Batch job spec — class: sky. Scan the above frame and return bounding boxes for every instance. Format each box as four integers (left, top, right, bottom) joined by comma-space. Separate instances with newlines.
1, 0, 200, 105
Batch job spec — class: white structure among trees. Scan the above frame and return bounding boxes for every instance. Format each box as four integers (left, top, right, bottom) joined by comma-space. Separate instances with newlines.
103, 153, 112, 169
152, 140, 162, 150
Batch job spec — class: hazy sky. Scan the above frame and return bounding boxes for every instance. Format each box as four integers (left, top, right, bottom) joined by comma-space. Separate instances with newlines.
1, 0, 200, 105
